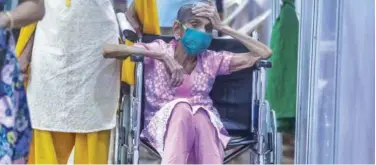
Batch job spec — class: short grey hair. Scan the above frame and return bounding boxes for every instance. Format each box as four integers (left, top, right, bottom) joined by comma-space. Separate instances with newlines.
176, 2, 208, 24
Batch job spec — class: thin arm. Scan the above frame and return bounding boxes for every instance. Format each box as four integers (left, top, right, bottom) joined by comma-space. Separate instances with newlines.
103, 44, 165, 61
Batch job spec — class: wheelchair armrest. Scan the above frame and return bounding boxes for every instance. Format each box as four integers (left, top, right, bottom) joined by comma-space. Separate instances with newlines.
141, 34, 251, 53
131, 55, 144, 62
255, 60, 272, 69
142, 34, 172, 43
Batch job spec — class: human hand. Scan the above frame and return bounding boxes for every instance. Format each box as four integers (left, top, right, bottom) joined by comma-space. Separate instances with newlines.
18, 54, 30, 81
161, 55, 184, 87
192, 1, 224, 30
125, 1, 142, 35
18, 52, 30, 75
18, 36, 33, 80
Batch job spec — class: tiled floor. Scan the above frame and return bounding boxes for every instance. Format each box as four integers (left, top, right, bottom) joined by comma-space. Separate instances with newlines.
281, 133, 295, 164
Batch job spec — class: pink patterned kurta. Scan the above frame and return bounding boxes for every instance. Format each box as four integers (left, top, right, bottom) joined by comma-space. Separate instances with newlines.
134, 39, 234, 155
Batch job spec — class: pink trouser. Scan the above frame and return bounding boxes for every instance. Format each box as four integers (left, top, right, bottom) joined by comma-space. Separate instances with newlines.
162, 102, 224, 164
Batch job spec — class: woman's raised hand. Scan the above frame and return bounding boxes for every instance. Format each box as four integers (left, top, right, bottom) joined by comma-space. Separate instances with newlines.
192, 1, 224, 30
161, 55, 184, 87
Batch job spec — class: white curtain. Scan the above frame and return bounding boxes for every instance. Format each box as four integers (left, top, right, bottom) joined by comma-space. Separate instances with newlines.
296, 0, 375, 163
335, 0, 375, 163
307, 0, 340, 163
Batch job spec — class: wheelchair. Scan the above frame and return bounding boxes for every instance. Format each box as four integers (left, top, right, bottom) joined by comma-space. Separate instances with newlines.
113, 13, 280, 165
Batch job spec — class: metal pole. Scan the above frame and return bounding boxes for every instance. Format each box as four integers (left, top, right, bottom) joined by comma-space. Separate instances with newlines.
132, 59, 143, 165
257, 67, 267, 164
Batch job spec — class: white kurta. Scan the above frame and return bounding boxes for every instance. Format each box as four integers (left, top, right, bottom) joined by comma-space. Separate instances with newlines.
27, 0, 120, 132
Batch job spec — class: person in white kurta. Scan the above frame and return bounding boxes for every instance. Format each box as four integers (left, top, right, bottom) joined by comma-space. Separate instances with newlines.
24, 0, 120, 164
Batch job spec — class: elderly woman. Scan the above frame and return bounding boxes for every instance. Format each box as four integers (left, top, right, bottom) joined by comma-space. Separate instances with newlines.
0, 0, 44, 164
104, 2, 271, 164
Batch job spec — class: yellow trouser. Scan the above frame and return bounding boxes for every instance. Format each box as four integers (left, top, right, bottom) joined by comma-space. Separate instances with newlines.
28, 129, 111, 164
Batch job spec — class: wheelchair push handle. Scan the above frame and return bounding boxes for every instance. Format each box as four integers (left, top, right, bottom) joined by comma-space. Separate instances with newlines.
116, 12, 143, 63
116, 12, 139, 43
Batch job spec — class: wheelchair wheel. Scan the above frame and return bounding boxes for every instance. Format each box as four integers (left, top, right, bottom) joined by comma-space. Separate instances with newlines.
117, 91, 133, 164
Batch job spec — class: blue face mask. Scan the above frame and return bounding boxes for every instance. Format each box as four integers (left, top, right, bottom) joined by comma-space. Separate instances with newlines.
180, 26, 212, 56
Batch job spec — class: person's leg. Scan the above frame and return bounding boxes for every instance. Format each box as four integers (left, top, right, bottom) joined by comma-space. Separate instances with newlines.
161, 102, 195, 164
28, 129, 75, 164
193, 109, 224, 164
73, 130, 111, 164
